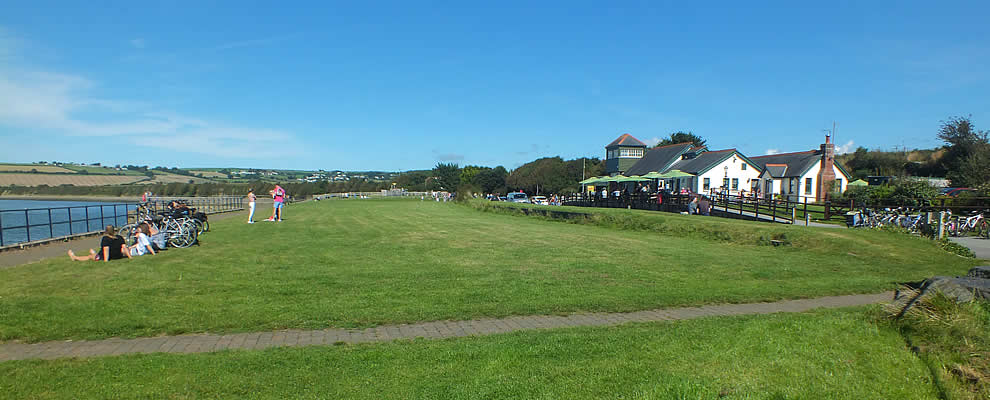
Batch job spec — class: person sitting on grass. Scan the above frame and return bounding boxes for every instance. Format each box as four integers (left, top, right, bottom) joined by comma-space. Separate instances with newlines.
68, 225, 131, 262
128, 223, 156, 257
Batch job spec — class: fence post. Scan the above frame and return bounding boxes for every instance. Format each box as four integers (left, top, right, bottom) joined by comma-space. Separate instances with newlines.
48, 209, 54, 239
0, 211, 4, 246
791, 207, 796, 224
938, 211, 945, 239
805, 212, 810, 226
24, 209, 30, 242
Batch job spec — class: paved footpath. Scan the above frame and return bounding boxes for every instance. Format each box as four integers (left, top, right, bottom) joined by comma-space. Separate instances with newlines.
0, 292, 892, 362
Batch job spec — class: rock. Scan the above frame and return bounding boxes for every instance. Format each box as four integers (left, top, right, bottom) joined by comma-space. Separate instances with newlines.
966, 266, 990, 280
923, 276, 990, 303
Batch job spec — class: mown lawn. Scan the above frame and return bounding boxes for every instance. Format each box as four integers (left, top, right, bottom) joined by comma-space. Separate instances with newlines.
0, 308, 942, 399
0, 198, 977, 342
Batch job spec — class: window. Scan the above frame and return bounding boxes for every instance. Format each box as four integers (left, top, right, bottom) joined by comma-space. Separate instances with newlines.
805, 178, 813, 195
722, 178, 729, 188
834, 179, 842, 192
619, 148, 644, 158
731, 178, 739, 190
741, 163, 747, 171
703, 178, 710, 191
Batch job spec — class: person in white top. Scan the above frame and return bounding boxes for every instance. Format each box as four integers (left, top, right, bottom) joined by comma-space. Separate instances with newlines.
247, 188, 257, 224
129, 223, 156, 256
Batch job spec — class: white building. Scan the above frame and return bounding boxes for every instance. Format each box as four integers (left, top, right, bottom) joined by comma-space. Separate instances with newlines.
749, 135, 851, 202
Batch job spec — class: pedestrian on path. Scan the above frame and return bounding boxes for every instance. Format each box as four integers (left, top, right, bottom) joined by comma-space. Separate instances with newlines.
247, 188, 257, 224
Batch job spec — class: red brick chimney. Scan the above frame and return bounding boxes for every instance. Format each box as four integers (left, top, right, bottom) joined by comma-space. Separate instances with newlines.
816, 134, 836, 202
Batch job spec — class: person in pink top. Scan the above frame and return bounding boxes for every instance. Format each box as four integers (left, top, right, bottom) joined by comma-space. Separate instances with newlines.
267, 185, 286, 221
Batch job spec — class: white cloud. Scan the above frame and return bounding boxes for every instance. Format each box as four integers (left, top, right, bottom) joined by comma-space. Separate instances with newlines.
644, 137, 661, 147
0, 39, 301, 159
129, 38, 145, 49
764, 149, 780, 155
835, 140, 855, 154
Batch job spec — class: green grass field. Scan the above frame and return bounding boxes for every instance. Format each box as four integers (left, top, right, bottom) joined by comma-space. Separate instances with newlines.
0, 198, 984, 397
0, 308, 942, 399
0, 199, 977, 343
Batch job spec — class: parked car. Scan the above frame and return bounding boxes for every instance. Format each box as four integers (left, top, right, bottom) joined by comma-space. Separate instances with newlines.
939, 187, 976, 197
506, 192, 529, 203
530, 196, 548, 205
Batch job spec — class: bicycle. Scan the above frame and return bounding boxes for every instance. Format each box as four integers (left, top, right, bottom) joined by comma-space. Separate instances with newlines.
951, 211, 988, 238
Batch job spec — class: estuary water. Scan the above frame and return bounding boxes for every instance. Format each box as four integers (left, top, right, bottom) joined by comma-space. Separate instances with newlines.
0, 199, 137, 246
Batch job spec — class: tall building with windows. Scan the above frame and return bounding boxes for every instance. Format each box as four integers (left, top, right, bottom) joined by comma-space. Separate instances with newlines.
604, 134, 647, 176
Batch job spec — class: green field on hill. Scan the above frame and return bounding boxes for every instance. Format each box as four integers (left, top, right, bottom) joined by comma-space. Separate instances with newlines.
0, 199, 976, 343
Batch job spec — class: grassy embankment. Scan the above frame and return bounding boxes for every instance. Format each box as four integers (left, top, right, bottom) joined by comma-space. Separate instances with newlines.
0, 308, 945, 399
0, 198, 977, 343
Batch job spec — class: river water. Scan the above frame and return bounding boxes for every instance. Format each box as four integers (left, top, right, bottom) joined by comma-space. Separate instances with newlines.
0, 199, 137, 246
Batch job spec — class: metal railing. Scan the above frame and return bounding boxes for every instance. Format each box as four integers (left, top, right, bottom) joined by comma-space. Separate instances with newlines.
563, 192, 797, 224
0, 196, 244, 248
0, 203, 137, 247
139, 196, 244, 218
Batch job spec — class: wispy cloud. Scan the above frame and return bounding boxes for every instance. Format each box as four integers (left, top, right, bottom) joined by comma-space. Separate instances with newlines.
0, 29, 302, 160
764, 149, 780, 155
210, 33, 300, 52
644, 137, 662, 147
436, 153, 464, 162
129, 38, 146, 49
835, 140, 855, 154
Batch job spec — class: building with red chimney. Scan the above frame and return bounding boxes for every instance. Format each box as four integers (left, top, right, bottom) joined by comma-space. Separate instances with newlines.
749, 135, 852, 202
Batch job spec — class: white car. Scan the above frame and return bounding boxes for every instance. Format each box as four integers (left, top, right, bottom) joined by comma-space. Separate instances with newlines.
506, 192, 529, 203
530, 196, 548, 205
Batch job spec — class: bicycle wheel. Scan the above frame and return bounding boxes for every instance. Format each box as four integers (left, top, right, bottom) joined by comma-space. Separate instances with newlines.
118, 223, 138, 247
165, 219, 186, 248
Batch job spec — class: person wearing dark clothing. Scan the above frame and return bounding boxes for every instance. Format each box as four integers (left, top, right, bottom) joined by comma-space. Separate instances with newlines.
698, 196, 711, 216
68, 225, 131, 262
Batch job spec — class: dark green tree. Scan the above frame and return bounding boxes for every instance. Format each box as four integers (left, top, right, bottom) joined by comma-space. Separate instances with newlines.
938, 116, 990, 186
474, 166, 509, 194
656, 131, 706, 148
430, 163, 461, 191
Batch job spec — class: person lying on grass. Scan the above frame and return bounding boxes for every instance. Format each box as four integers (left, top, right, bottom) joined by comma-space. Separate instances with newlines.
68, 225, 131, 262
128, 222, 156, 257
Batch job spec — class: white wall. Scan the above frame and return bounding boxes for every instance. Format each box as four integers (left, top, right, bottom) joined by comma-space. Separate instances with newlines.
796, 163, 850, 202
694, 153, 762, 195
760, 163, 850, 202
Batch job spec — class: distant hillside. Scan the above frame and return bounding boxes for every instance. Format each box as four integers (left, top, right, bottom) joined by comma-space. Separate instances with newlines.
836, 147, 947, 179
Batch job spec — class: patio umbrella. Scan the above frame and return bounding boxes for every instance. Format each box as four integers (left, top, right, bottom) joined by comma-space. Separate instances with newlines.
640, 171, 664, 179
578, 177, 601, 184
658, 169, 694, 178
617, 175, 650, 182
848, 179, 868, 186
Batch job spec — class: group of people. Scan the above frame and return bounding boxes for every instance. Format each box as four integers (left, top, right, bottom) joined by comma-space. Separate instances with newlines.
68, 224, 156, 262
247, 184, 287, 223
687, 195, 713, 216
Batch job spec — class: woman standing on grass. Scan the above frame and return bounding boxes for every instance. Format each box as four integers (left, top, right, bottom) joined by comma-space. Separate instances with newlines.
68, 225, 131, 262
247, 188, 257, 224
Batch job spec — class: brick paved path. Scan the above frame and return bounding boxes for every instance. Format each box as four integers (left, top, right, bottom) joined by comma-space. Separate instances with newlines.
0, 292, 892, 362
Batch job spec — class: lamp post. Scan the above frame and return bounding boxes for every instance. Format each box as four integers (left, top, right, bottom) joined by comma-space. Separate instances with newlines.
724, 165, 729, 195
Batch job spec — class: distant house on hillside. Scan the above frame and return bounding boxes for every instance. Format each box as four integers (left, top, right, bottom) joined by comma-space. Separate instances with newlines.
750, 135, 851, 202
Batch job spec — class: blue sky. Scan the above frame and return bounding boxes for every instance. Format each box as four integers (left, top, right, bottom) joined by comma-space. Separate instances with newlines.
1, 1, 987, 171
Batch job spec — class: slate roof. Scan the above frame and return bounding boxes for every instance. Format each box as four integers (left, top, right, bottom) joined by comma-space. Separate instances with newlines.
750, 151, 820, 178
763, 164, 788, 177
624, 143, 693, 175
605, 134, 647, 148
667, 149, 738, 174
